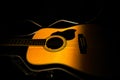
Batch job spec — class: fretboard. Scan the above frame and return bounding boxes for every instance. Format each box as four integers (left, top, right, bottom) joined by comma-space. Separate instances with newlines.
0, 39, 46, 46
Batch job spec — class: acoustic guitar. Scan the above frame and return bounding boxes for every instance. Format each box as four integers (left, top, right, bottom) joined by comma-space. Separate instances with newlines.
0, 20, 111, 79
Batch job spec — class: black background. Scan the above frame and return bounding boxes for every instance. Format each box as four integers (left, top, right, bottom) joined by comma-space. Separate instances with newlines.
0, 0, 118, 80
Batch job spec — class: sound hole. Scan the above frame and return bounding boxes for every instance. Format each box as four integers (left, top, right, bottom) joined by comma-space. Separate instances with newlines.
46, 37, 63, 49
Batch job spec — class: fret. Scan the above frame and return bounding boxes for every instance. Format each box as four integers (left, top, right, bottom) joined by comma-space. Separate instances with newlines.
0, 39, 46, 46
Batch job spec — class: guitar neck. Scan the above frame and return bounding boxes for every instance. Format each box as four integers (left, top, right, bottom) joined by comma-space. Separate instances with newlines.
0, 39, 46, 46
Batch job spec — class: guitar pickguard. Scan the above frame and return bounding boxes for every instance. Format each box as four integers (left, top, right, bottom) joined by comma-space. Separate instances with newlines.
51, 29, 76, 40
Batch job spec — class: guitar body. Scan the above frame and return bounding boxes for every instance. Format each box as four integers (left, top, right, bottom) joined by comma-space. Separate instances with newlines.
26, 24, 111, 77
26, 25, 83, 71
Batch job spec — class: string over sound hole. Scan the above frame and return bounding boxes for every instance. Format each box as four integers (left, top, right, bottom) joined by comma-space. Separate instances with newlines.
44, 35, 66, 52
46, 37, 63, 49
